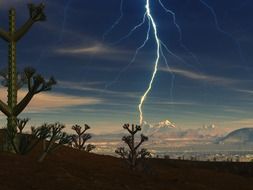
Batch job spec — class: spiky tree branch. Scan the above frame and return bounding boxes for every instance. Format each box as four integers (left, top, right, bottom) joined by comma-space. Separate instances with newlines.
115, 124, 150, 170
18, 122, 51, 155
17, 118, 29, 133
15, 3, 46, 41
13, 67, 56, 116
71, 124, 95, 152
38, 123, 72, 162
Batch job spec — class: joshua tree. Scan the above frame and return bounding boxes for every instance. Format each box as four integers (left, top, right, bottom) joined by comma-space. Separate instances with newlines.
8, 120, 72, 161
38, 123, 72, 162
115, 124, 151, 170
71, 124, 95, 152
17, 119, 52, 155
0, 3, 56, 151
16, 118, 29, 134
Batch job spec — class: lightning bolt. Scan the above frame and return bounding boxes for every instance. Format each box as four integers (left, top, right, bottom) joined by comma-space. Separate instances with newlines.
158, 0, 202, 68
104, 0, 163, 125
138, 0, 161, 125
103, 0, 199, 125
105, 17, 150, 89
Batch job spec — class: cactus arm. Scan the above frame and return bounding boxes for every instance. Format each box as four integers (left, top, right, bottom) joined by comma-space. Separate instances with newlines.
0, 28, 10, 42
14, 3, 46, 42
14, 91, 34, 116
0, 100, 11, 116
14, 19, 35, 42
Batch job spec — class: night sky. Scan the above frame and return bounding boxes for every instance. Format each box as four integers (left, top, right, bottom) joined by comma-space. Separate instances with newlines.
0, 0, 253, 133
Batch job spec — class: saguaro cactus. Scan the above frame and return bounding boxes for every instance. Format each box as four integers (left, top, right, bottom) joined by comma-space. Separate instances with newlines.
0, 3, 56, 151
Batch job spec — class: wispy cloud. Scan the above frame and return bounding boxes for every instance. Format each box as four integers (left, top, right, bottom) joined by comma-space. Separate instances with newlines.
147, 100, 198, 106
226, 118, 253, 127
56, 44, 108, 54
56, 43, 129, 56
223, 108, 248, 114
234, 89, 253, 95
0, 88, 103, 112
58, 80, 141, 98
160, 67, 236, 86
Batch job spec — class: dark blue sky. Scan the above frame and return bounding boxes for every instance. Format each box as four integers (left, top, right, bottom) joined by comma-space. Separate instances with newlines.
0, 0, 253, 133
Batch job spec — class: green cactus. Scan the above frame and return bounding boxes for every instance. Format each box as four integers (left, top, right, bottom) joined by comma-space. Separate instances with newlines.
0, 3, 56, 152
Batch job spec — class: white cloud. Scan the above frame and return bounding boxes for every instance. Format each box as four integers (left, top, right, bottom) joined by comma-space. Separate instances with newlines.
56, 44, 107, 54
58, 80, 141, 98
56, 43, 128, 55
160, 67, 236, 86
235, 89, 253, 95
54, 43, 135, 63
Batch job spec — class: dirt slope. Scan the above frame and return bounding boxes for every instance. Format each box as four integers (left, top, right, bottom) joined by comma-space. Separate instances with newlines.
0, 146, 253, 190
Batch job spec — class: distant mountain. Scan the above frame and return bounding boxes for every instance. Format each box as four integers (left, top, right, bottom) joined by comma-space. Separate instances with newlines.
218, 128, 253, 144
154, 120, 176, 128
142, 121, 225, 140
142, 120, 176, 135
92, 120, 228, 143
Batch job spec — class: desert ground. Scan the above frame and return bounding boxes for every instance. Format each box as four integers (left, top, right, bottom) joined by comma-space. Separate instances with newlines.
0, 145, 253, 190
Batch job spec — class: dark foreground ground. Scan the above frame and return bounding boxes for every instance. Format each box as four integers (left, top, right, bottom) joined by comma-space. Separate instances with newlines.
0, 146, 253, 190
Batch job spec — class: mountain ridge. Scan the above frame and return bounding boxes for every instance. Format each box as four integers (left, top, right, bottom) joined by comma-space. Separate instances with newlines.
218, 128, 253, 144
